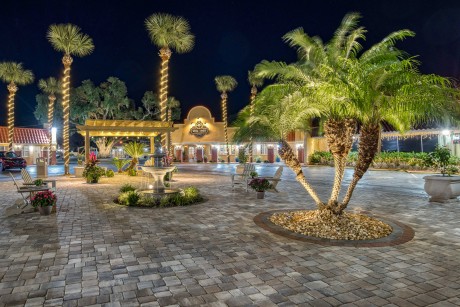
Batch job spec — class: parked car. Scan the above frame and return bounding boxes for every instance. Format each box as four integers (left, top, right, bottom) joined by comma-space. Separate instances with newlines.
0, 151, 27, 171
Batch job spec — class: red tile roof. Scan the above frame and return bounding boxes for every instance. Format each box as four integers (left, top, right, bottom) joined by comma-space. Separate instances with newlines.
0, 126, 49, 145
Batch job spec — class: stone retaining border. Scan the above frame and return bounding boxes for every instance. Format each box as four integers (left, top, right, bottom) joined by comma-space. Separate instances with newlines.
254, 209, 415, 247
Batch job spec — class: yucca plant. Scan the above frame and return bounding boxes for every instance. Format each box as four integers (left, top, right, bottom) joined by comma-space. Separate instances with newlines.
112, 157, 130, 173
123, 142, 146, 171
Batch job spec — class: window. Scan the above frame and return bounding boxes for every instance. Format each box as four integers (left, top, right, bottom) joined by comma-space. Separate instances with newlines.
22, 147, 29, 157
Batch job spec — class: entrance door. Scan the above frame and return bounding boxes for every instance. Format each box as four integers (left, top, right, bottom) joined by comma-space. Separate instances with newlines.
188, 146, 196, 162
297, 147, 304, 163
211, 147, 218, 162
175, 149, 182, 162
196, 147, 203, 162
268, 147, 274, 163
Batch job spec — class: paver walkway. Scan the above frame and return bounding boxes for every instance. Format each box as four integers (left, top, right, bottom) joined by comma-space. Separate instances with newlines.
1, 164, 459, 306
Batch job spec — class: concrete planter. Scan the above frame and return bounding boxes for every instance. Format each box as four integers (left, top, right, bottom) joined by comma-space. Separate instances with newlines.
74, 166, 84, 178
423, 175, 460, 203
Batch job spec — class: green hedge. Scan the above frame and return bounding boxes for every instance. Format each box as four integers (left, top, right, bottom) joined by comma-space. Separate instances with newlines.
308, 150, 458, 170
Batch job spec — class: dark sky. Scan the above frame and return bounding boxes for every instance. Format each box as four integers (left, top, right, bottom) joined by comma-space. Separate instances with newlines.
1, 0, 460, 127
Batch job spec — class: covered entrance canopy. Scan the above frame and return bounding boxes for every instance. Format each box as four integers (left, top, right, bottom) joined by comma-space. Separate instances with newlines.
76, 119, 177, 161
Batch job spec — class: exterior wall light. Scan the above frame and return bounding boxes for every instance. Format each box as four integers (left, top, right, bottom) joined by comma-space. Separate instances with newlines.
442, 129, 450, 136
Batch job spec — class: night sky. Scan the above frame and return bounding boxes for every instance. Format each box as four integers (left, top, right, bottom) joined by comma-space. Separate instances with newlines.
1, 0, 460, 128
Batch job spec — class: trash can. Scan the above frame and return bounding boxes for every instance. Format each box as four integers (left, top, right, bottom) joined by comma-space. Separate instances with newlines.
36, 157, 48, 178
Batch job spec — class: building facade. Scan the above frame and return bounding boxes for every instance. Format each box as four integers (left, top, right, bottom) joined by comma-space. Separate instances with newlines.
0, 126, 56, 165
170, 106, 307, 163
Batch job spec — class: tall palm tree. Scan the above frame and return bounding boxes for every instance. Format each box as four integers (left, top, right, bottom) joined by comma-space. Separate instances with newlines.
47, 23, 94, 175
38, 77, 61, 163
215, 75, 238, 163
0, 62, 34, 151
145, 13, 194, 151
247, 71, 263, 162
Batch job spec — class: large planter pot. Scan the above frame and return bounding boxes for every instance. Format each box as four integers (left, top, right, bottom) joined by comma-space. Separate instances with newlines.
74, 166, 85, 178
423, 175, 460, 203
38, 206, 52, 216
257, 191, 265, 199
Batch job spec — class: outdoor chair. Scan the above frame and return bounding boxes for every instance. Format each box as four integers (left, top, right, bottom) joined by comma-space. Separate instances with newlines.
231, 163, 255, 191
10, 172, 49, 210
21, 168, 56, 190
264, 166, 283, 193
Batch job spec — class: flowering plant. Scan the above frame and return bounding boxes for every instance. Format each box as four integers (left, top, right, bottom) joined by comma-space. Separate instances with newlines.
31, 190, 56, 207
248, 178, 272, 192
83, 152, 105, 183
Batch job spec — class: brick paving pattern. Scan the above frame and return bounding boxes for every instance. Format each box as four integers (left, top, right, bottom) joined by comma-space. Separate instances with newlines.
1, 164, 459, 306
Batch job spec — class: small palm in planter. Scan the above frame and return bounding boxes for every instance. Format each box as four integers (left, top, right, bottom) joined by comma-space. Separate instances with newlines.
249, 178, 273, 199
31, 190, 57, 215
423, 146, 460, 202
83, 152, 106, 183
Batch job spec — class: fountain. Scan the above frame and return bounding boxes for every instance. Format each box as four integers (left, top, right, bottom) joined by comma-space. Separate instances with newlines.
139, 141, 180, 197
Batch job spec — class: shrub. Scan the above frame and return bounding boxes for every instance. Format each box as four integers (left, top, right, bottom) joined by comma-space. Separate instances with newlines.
120, 184, 136, 193
118, 191, 140, 206
106, 169, 115, 177
127, 168, 137, 176
424, 145, 458, 176
121, 186, 203, 208
238, 149, 248, 164
275, 156, 281, 162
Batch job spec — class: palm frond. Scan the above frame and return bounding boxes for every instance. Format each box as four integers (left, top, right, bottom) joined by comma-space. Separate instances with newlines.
47, 23, 94, 57
145, 13, 195, 53
0, 62, 34, 85
215, 75, 237, 93
248, 70, 263, 88
38, 77, 61, 94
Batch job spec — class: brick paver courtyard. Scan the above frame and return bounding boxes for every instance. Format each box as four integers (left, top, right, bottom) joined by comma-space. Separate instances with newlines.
1, 164, 460, 306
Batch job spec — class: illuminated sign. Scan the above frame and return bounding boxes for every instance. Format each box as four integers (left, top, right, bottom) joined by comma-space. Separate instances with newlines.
189, 120, 209, 138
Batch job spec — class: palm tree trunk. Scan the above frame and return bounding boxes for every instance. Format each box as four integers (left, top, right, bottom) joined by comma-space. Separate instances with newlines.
127, 157, 139, 171
167, 108, 173, 160
339, 123, 380, 211
7, 82, 18, 152
62, 54, 73, 175
221, 92, 230, 163
278, 139, 323, 207
159, 48, 171, 152
323, 118, 355, 209
48, 94, 56, 164
248, 86, 257, 163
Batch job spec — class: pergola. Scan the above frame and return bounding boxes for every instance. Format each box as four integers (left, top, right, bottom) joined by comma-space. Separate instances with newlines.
76, 119, 177, 161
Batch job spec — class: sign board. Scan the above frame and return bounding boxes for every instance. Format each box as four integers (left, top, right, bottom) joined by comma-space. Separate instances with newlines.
189, 120, 209, 138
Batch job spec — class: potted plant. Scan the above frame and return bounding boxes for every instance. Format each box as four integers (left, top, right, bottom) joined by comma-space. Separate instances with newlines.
33, 179, 44, 186
250, 171, 258, 178
31, 190, 57, 215
248, 178, 273, 199
423, 145, 460, 202
83, 152, 106, 183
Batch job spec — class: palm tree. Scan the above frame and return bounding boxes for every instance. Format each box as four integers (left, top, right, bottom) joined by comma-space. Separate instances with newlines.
145, 13, 194, 151
337, 36, 456, 211
254, 13, 364, 210
247, 71, 263, 162
0, 62, 34, 151
38, 77, 61, 163
252, 13, 457, 216
47, 23, 94, 175
123, 142, 146, 171
215, 75, 238, 163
